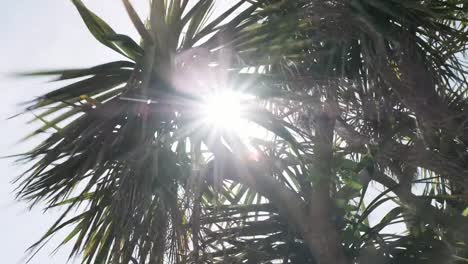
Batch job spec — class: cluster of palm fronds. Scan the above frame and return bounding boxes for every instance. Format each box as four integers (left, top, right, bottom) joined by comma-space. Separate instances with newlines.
13, 0, 468, 263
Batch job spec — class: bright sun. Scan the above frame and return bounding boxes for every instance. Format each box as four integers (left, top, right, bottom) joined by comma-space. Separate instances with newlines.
201, 91, 245, 131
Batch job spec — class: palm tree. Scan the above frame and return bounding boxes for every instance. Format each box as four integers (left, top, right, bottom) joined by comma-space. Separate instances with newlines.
13, 0, 468, 263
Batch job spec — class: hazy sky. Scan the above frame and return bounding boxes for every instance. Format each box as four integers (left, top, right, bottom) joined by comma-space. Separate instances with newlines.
0, 1, 399, 263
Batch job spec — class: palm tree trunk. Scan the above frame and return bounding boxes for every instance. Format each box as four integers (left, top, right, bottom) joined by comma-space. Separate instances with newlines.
301, 194, 348, 264
300, 102, 348, 264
